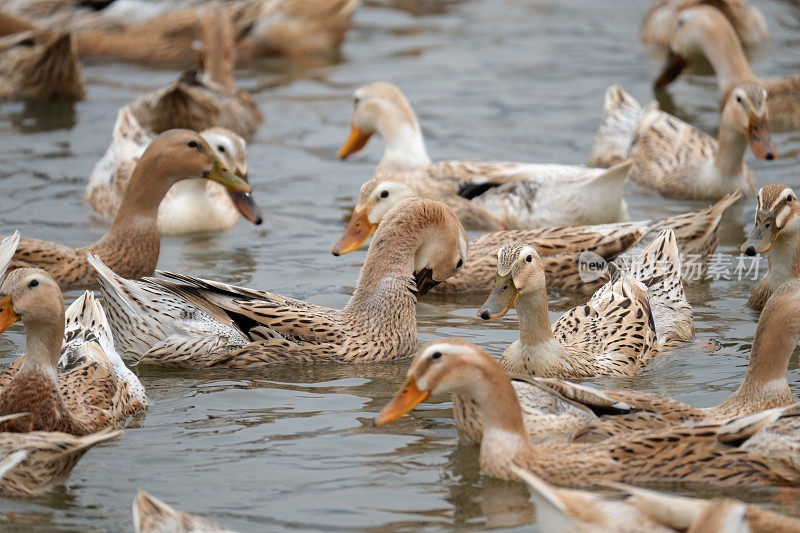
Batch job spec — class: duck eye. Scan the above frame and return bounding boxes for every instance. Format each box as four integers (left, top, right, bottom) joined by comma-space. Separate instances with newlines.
736, 95, 743, 104
354, 97, 360, 107
188, 140, 199, 149
526, 255, 533, 263
456, 259, 463, 268
380, 190, 389, 199
28, 279, 38, 288
217, 145, 226, 153
431, 351, 442, 360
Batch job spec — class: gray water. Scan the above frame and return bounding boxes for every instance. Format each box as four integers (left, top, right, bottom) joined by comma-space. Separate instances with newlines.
1, 0, 800, 530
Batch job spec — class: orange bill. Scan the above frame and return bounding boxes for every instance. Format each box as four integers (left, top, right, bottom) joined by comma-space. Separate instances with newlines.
330, 208, 376, 256
374, 377, 431, 426
747, 113, 777, 160
337, 124, 372, 159
0, 295, 19, 334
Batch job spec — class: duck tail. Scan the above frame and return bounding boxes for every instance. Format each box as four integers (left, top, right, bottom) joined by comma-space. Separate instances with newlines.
0, 450, 27, 481
589, 159, 633, 187
63, 290, 116, 361
588, 85, 642, 168
0, 231, 20, 278
69, 429, 122, 453
626, 228, 694, 346
598, 480, 704, 530
510, 466, 569, 515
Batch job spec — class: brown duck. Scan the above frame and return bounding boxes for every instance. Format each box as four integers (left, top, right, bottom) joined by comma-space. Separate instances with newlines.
0, 28, 84, 101
376, 339, 800, 486
0, 413, 122, 498
7, 129, 251, 289
90, 198, 467, 368
0, 270, 147, 436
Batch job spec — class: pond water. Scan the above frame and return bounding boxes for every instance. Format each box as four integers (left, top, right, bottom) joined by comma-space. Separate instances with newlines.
1, 0, 800, 530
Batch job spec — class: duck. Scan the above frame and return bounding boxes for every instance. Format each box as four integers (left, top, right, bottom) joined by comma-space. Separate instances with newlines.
493, 278, 800, 446
740, 184, 800, 311
0, 28, 85, 101
85, 108, 262, 236
9, 0, 361, 66
374, 338, 800, 486
125, 6, 263, 142
640, 0, 769, 49
88, 198, 467, 368
0, 415, 122, 497
515, 468, 800, 533
654, 5, 800, 133
337, 82, 632, 230
0, 267, 147, 435
589, 84, 775, 200
133, 491, 233, 533
7, 130, 251, 290
331, 174, 738, 293
476, 229, 692, 378
606, 479, 800, 532
512, 467, 675, 533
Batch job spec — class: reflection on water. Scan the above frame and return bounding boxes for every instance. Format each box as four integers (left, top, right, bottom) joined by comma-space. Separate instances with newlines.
2, 0, 800, 531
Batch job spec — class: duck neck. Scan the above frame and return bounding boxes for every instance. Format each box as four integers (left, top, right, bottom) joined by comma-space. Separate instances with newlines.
343, 230, 419, 319
473, 368, 535, 477
714, 114, 747, 179
378, 115, 432, 171
17, 315, 64, 384
766, 225, 800, 289
722, 308, 796, 412
701, 29, 755, 94
516, 288, 555, 347
111, 155, 178, 228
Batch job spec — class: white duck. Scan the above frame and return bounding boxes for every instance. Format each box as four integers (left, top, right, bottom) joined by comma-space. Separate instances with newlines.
337, 82, 632, 230
84, 107, 262, 236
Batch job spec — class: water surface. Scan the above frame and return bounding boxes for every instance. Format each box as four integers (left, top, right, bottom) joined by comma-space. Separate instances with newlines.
1, 0, 800, 530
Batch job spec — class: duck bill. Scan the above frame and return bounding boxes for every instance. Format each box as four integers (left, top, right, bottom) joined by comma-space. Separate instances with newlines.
228, 191, 263, 225
478, 273, 518, 319
654, 50, 688, 88
741, 213, 777, 255
337, 124, 372, 159
206, 155, 251, 193
331, 208, 376, 256
374, 377, 431, 426
747, 114, 777, 160
414, 268, 440, 296
0, 295, 19, 334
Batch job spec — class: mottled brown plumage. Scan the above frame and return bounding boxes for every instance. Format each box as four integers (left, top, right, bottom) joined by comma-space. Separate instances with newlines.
0, 270, 146, 436
376, 340, 800, 486
480, 229, 691, 379
8, 130, 251, 289
538, 279, 800, 443
0, 416, 122, 498
0, 29, 84, 101
9, 0, 361, 66
434, 192, 739, 294
93, 198, 467, 368
657, 5, 800, 133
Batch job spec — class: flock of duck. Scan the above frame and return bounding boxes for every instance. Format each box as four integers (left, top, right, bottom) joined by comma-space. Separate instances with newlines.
2, 0, 800, 531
